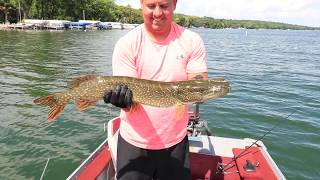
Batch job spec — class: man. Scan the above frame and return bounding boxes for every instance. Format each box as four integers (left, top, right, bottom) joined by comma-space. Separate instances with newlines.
104, 0, 208, 179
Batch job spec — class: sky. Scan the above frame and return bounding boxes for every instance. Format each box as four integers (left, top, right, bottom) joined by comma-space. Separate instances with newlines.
115, 0, 320, 27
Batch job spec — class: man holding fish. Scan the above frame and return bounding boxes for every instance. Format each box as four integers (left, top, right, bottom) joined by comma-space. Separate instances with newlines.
34, 2, 230, 179
104, 0, 208, 179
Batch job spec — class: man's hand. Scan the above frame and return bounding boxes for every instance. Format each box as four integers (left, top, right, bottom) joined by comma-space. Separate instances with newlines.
103, 85, 133, 109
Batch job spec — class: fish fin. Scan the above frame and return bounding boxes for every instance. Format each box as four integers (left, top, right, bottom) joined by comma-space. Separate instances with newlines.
34, 94, 56, 106
175, 103, 187, 121
34, 94, 67, 122
68, 75, 99, 89
75, 99, 98, 111
48, 104, 66, 122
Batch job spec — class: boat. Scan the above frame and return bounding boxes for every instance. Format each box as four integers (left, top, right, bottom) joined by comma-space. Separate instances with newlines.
122, 23, 140, 29
97, 22, 113, 30
70, 22, 91, 28
22, 19, 70, 30
105, 22, 124, 29
46, 20, 70, 30
67, 109, 286, 180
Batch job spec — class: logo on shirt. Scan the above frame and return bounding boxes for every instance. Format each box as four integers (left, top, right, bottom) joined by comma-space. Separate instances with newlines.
176, 54, 184, 60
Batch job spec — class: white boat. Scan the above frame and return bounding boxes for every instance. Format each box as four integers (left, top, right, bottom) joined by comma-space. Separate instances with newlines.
122, 23, 140, 29
46, 20, 70, 30
23, 19, 70, 30
106, 22, 124, 29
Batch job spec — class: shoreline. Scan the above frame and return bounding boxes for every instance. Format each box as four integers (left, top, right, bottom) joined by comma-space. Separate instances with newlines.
0, 21, 140, 32
1, 24, 319, 32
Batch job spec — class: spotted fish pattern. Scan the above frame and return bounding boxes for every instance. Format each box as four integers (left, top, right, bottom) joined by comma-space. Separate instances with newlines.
34, 75, 230, 121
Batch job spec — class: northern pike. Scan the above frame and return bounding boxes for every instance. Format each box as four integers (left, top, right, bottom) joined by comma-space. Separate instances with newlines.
34, 75, 230, 121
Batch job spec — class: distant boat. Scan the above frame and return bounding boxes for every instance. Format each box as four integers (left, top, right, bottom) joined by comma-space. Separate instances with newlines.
122, 23, 140, 29
23, 19, 70, 30
69, 20, 101, 30
97, 22, 112, 30
46, 20, 70, 30
105, 22, 124, 29
70, 22, 91, 27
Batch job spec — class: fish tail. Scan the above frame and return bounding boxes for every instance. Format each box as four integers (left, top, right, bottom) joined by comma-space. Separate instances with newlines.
34, 94, 56, 106
34, 94, 68, 122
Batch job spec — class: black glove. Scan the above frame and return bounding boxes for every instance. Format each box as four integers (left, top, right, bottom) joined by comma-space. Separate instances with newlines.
103, 85, 133, 108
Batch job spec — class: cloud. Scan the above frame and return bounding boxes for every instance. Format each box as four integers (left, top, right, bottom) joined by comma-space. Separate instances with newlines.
115, 0, 320, 27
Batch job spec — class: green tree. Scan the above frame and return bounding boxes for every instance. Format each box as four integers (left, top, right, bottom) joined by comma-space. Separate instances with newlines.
0, 1, 16, 23
0, 0, 318, 30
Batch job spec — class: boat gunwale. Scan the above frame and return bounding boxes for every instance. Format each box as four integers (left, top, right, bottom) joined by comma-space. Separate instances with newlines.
66, 138, 110, 180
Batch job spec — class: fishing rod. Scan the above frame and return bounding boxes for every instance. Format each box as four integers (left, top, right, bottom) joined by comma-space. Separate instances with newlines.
215, 112, 295, 175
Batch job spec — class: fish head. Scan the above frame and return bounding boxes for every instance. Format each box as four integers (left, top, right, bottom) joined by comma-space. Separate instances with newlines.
176, 78, 230, 103
201, 78, 230, 101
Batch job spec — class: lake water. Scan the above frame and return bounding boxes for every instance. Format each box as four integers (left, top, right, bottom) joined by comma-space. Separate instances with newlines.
0, 28, 319, 180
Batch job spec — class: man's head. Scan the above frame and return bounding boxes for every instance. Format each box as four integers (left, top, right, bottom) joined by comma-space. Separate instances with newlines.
140, 0, 177, 37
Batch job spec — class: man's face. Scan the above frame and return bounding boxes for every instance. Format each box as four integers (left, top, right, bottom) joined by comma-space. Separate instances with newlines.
140, 0, 176, 34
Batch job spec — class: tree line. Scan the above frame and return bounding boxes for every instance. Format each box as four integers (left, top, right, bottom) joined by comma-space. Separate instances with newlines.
0, 0, 142, 23
1, 0, 319, 30
174, 14, 319, 30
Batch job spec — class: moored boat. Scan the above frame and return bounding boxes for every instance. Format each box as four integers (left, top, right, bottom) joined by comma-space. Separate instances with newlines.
67, 112, 285, 180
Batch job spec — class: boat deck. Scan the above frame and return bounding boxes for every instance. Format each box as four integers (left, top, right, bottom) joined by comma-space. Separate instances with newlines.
67, 135, 285, 180
67, 117, 285, 180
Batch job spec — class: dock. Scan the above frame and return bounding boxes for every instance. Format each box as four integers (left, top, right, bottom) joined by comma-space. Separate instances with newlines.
0, 19, 140, 31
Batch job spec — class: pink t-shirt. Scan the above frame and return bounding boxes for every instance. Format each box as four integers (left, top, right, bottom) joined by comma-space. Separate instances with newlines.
112, 23, 207, 149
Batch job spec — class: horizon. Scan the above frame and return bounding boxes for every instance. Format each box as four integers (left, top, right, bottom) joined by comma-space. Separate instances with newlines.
115, 0, 320, 28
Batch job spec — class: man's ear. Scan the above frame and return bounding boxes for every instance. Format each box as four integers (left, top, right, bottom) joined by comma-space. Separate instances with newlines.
173, 0, 177, 9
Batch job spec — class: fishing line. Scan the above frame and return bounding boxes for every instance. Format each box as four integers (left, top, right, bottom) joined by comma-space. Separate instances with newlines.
215, 111, 295, 175
40, 158, 50, 180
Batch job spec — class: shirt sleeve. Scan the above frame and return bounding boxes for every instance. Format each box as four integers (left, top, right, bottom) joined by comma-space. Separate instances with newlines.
186, 34, 207, 74
112, 36, 138, 77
